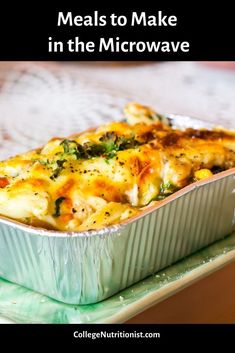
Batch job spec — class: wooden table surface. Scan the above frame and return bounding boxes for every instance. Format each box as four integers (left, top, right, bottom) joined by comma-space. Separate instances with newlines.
126, 261, 235, 323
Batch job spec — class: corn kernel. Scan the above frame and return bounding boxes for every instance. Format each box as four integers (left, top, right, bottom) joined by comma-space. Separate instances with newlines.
194, 169, 213, 180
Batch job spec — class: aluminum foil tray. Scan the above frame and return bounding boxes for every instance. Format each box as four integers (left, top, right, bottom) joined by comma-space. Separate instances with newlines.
0, 113, 234, 304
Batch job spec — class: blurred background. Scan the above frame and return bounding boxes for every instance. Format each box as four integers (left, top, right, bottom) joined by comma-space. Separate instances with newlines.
0, 61, 235, 160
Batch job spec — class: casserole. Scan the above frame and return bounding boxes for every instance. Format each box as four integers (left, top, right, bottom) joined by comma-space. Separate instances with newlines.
0, 103, 234, 232
0, 104, 234, 304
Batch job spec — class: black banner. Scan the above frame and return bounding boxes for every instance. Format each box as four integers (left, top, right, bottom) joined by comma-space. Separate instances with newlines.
0, 4, 234, 60
0, 324, 234, 347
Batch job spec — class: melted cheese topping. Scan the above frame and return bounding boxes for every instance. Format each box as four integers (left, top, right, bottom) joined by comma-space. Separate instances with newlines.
0, 102, 235, 231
